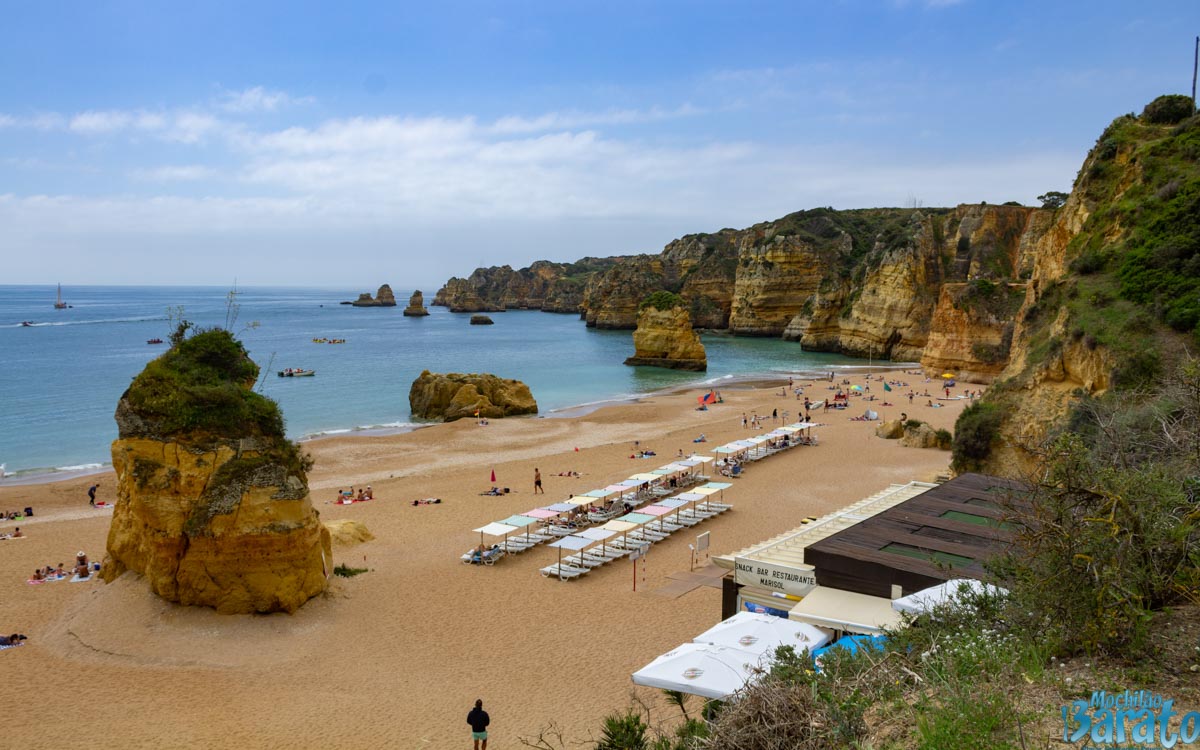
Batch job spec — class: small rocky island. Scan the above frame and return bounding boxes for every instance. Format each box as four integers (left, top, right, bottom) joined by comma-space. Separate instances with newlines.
624, 292, 707, 371
345, 284, 397, 307
409, 370, 537, 422
102, 327, 332, 614
470, 315, 494, 325
403, 290, 430, 316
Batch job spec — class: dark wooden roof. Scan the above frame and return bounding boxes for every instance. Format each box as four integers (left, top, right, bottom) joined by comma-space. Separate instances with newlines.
805, 473, 1029, 598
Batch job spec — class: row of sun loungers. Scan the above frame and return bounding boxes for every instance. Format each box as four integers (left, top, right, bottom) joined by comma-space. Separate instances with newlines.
539, 497, 733, 580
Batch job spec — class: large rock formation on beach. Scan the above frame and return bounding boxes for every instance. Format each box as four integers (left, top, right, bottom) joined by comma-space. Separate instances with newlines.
102, 328, 331, 614
350, 284, 397, 307
403, 290, 430, 317
409, 371, 538, 422
624, 292, 707, 371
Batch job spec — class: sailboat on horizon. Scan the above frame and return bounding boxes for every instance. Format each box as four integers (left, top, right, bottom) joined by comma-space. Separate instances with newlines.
54, 283, 68, 309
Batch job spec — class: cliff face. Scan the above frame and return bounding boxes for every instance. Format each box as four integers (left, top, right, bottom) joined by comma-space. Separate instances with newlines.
624, 300, 707, 371
350, 284, 397, 307
920, 282, 1026, 382
403, 289, 430, 316
582, 256, 667, 329
409, 371, 538, 422
432, 257, 624, 313
102, 329, 331, 614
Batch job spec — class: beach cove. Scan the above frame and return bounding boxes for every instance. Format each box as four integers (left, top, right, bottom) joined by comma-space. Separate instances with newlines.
0, 373, 978, 749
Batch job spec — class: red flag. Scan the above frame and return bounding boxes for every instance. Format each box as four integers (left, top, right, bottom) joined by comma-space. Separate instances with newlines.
490, 469, 496, 483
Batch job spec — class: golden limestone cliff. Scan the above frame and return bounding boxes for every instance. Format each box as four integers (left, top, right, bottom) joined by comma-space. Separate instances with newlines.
583, 256, 667, 328
624, 296, 707, 371
403, 289, 430, 316
409, 370, 538, 422
919, 282, 1026, 382
728, 231, 831, 335
102, 329, 331, 614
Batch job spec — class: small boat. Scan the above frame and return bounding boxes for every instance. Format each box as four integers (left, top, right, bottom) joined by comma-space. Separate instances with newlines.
278, 368, 316, 377
147, 338, 164, 345
21, 321, 34, 327
54, 283, 68, 310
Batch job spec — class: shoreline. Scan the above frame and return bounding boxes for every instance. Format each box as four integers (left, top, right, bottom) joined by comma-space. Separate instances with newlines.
0, 361, 919, 487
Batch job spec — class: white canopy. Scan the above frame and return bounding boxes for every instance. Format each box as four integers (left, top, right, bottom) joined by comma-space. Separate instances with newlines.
693, 611, 833, 658
473, 522, 518, 537
631, 643, 761, 699
788, 587, 904, 635
891, 579, 1007, 615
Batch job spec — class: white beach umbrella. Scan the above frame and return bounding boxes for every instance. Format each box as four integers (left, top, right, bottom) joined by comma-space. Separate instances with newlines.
891, 579, 1007, 615
632, 643, 761, 699
693, 611, 833, 657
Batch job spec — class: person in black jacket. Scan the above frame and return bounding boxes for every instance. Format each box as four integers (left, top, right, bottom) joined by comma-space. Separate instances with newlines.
467, 698, 490, 749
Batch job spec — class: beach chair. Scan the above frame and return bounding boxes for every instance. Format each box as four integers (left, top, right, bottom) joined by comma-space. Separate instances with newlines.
630, 529, 668, 544
539, 563, 589, 580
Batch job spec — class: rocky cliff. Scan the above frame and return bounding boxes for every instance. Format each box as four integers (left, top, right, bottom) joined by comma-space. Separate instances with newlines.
623, 293, 707, 371
403, 289, 429, 316
960, 98, 1199, 477
409, 371, 538, 422
102, 328, 331, 614
350, 284, 397, 307
432, 258, 624, 313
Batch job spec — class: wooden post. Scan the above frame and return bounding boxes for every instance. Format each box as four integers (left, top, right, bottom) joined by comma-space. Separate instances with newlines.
1193, 36, 1199, 114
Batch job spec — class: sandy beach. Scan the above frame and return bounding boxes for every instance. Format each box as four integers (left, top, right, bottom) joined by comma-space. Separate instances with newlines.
0, 373, 976, 749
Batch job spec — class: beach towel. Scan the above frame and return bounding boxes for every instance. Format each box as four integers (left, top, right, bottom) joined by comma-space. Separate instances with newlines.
0, 643, 25, 652
26, 578, 45, 585
70, 574, 95, 583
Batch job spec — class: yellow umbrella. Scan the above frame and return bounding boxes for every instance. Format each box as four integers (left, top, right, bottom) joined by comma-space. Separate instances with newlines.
941, 372, 956, 379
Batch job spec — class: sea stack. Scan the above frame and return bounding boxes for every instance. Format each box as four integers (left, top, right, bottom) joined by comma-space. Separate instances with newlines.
409, 370, 537, 422
403, 289, 430, 316
470, 315, 494, 325
102, 328, 331, 614
624, 292, 707, 371
350, 284, 398, 307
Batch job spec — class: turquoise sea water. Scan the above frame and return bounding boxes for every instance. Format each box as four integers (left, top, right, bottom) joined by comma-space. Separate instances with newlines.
0, 285, 872, 479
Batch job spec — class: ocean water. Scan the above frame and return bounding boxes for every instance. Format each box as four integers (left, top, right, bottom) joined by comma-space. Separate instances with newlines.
0, 285, 871, 479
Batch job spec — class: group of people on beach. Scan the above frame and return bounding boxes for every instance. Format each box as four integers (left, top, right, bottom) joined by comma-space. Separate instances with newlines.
29, 551, 93, 582
3, 509, 26, 520
334, 486, 373, 503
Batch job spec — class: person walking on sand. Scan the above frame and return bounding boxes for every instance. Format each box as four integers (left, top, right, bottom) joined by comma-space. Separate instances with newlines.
87, 483, 99, 507
468, 698, 490, 750
534, 468, 544, 494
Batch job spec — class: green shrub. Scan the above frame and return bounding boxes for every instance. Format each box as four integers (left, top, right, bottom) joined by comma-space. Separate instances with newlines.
934, 428, 953, 449
639, 291, 685, 312
951, 402, 1003, 472
333, 564, 369, 578
1141, 94, 1195, 125
596, 711, 650, 750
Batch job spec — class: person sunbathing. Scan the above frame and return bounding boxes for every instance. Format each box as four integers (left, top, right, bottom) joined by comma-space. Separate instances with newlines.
32, 569, 45, 581
54, 564, 67, 577
74, 563, 90, 579
480, 487, 502, 496
0, 634, 28, 646
411, 498, 442, 506
364, 486, 374, 500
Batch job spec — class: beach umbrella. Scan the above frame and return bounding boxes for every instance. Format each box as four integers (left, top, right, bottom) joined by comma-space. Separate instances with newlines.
521, 508, 558, 519
601, 518, 640, 549
576, 526, 617, 557
890, 579, 1007, 615
583, 489, 611, 498
849, 384, 863, 391
544, 502, 577, 513
693, 611, 833, 658
632, 643, 761, 699
641, 504, 675, 533
670, 491, 705, 520
547, 535, 593, 578
630, 472, 660, 481
472, 521, 518, 554
941, 372, 955, 379
498, 514, 541, 543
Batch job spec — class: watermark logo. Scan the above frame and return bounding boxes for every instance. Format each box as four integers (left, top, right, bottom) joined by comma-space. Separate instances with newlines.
1062, 690, 1199, 748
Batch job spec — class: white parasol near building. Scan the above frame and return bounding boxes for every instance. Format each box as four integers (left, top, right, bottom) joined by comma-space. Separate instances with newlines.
631, 642, 762, 699
891, 578, 1006, 615
692, 611, 833, 658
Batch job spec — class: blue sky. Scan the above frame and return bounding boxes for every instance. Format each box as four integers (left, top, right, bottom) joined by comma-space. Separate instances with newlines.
2, 1, 1196, 286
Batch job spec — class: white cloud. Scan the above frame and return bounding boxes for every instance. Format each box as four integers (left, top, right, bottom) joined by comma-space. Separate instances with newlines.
130, 165, 216, 181
490, 104, 704, 134
219, 86, 314, 113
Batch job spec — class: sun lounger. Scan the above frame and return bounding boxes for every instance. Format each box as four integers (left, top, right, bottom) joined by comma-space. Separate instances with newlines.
563, 553, 608, 569
461, 547, 506, 565
630, 529, 668, 543
540, 563, 589, 580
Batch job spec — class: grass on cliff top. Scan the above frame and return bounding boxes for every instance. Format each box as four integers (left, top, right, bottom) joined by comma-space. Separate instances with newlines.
124, 327, 287, 441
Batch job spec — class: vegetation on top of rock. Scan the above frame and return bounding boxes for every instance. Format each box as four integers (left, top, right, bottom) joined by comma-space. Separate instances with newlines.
121, 326, 288, 444
1141, 93, 1196, 125
1037, 190, 1069, 209
639, 290, 686, 312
